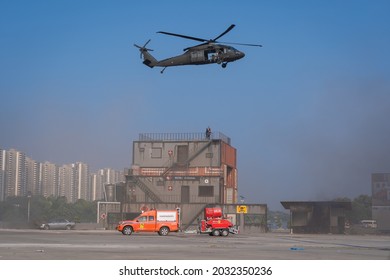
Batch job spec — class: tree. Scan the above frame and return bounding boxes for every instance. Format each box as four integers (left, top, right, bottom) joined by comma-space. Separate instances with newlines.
0, 196, 27, 223
29, 196, 52, 226
0, 196, 97, 228
350, 195, 372, 224
73, 199, 97, 222
334, 195, 372, 224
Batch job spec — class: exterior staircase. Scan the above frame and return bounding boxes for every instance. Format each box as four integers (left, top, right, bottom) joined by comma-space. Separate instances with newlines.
127, 175, 163, 203
161, 140, 212, 177
181, 204, 207, 231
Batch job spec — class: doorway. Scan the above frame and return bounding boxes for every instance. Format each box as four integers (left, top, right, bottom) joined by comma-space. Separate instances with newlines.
181, 185, 190, 203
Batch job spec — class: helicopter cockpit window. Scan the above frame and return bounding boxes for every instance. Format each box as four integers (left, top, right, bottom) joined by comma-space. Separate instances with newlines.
217, 48, 225, 54
226, 47, 237, 53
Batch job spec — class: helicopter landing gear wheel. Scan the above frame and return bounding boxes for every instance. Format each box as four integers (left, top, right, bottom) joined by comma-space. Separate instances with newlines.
222, 63, 227, 68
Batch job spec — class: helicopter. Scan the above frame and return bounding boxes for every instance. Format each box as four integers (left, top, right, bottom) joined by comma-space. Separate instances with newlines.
134, 24, 262, 73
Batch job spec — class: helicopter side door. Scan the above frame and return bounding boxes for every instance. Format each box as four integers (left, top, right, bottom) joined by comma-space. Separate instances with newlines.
190, 51, 205, 63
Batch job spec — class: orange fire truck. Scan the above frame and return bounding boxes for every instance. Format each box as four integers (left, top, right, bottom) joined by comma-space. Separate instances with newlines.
116, 208, 180, 236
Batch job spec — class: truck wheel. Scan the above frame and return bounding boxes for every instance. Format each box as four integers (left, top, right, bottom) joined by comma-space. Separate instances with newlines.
159, 226, 170, 236
122, 226, 133, 235
212, 229, 221, 236
221, 229, 229, 237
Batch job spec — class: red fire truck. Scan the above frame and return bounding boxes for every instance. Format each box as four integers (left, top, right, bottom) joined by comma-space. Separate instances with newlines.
198, 207, 238, 236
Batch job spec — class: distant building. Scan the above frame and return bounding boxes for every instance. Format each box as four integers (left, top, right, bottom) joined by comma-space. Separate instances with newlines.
41, 161, 59, 198
4, 149, 26, 198
90, 172, 103, 201
0, 147, 122, 202
59, 164, 75, 202
90, 168, 124, 201
0, 149, 5, 201
26, 157, 41, 196
74, 162, 89, 201
371, 173, 390, 232
59, 162, 89, 202
281, 201, 351, 234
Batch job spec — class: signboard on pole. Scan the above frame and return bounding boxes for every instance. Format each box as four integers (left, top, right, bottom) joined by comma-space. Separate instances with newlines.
236, 205, 247, 213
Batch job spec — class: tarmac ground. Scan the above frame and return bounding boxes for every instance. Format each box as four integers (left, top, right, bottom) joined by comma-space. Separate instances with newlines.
0, 229, 389, 260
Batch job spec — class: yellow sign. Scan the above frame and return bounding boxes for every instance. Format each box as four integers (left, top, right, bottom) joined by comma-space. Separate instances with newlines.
236, 205, 247, 213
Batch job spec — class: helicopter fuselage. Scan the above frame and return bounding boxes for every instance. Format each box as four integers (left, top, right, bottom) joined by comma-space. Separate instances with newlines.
155, 44, 245, 67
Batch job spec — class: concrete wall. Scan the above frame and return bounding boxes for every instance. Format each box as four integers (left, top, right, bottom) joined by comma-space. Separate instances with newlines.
98, 202, 267, 233
133, 140, 221, 168
373, 206, 390, 232
130, 176, 222, 204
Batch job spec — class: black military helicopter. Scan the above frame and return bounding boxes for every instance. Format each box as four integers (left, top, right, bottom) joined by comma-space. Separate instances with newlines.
134, 24, 262, 73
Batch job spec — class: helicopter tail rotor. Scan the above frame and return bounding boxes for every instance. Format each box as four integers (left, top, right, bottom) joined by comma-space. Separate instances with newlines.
134, 39, 153, 59
134, 39, 158, 68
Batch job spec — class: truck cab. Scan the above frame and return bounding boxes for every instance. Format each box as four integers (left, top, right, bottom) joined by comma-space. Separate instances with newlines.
116, 208, 180, 236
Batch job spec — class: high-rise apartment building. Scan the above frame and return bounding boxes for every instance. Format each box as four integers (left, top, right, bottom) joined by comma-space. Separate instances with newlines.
59, 164, 75, 202
90, 172, 102, 201
0, 149, 6, 201
58, 162, 90, 202
4, 149, 26, 197
90, 168, 125, 201
0, 148, 122, 202
74, 162, 89, 201
26, 157, 41, 196
41, 161, 59, 198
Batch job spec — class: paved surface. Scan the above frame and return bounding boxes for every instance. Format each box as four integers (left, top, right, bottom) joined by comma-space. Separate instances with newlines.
0, 229, 389, 260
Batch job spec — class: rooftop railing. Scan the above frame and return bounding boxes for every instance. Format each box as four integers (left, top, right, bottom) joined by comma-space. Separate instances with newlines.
138, 131, 231, 145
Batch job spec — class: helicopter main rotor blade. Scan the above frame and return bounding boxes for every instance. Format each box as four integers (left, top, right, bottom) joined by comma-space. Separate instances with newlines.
157, 24, 260, 48
158, 24, 236, 43
218, 41, 263, 47
213, 24, 235, 41
157, 31, 207, 43
134, 39, 154, 51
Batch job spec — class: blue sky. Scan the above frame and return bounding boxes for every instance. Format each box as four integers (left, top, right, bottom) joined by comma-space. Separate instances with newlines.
1, 1, 390, 210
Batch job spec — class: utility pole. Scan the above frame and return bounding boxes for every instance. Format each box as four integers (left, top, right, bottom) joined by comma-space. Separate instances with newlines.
27, 192, 32, 224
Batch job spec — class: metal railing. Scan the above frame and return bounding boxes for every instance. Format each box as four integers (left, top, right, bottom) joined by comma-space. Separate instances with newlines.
127, 176, 163, 203
139, 132, 231, 144
129, 194, 221, 204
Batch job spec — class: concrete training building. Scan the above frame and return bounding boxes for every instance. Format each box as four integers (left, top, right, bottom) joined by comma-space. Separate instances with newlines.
101, 131, 267, 232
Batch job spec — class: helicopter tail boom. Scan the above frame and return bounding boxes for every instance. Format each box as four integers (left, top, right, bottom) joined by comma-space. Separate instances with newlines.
134, 40, 158, 68
142, 52, 158, 68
